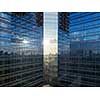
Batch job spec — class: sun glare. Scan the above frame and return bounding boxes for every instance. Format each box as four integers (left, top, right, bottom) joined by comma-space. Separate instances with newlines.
43, 39, 50, 46
23, 40, 29, 44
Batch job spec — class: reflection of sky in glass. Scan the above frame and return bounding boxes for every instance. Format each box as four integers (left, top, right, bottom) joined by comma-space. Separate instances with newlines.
44, 12, 58, 55
0, 13, 43, 55
69, 12, 100, 41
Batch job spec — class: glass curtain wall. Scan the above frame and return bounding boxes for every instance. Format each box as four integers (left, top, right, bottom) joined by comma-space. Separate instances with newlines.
0, 12, 43, 87
58, 12, 100, 87
44, 12, 58, 86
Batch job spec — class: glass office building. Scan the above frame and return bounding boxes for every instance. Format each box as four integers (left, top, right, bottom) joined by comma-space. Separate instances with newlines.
58, 12, 100, 86
0, 12, 43, 86
44, 12, 58, 86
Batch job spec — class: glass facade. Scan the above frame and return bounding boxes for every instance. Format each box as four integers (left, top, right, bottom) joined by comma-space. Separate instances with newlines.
58, 12, 100, 86
1, 12, 100, 87
0, 12, 43, 86
44, 12, 58, 86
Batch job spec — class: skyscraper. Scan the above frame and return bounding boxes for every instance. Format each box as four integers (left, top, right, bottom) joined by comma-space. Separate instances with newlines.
44, 12, 58, 86
0, 12, 43, 86
58, 12, 100, 86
